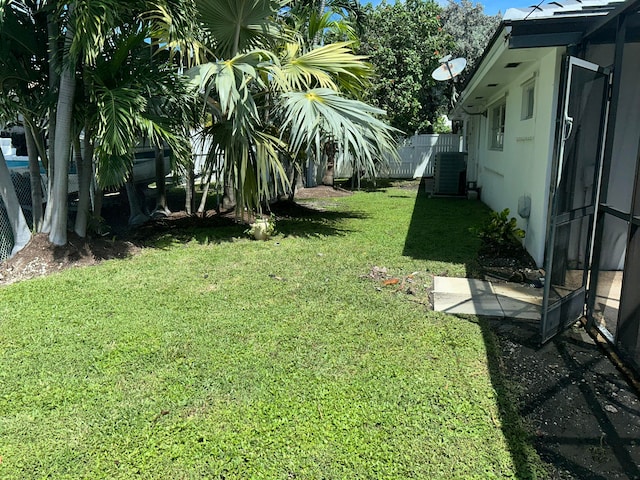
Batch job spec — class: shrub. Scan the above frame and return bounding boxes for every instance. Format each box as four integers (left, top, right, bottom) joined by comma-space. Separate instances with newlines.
473, 208, 525, 254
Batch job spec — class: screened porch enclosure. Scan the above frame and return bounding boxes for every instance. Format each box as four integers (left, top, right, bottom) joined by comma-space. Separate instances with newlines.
543, 3, 640, 374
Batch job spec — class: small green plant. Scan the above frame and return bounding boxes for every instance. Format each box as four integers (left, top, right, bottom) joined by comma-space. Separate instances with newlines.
87, 214, 110, 237
473, 208, 525, 251
246, 215, 276, 240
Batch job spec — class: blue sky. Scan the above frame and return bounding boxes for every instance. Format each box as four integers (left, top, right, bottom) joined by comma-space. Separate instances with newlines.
363, 0, 533, 16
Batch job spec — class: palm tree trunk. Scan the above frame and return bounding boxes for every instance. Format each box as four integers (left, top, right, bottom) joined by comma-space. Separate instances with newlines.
47, 54, 76, 245
222, 20, 244, 212
24, 124, 43, 231
45, 4, 77, 245
313, 0, 327, 47
185, 166, 195, 214
93, 184, 103, 219
321, 142, 336, 187
74, 134, 93, 237
125, 176, 149, 226
222, 179, 235, 209
0, 149, 31, 256
42, 12, 60, 234
154, 145, 171, 215
197, 166, 214, 215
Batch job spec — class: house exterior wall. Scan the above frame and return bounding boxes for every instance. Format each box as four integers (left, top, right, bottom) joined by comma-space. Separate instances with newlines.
471, 48, 563, 266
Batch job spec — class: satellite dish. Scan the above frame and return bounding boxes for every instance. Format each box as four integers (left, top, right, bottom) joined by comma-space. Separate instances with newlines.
431, 57, 467, 82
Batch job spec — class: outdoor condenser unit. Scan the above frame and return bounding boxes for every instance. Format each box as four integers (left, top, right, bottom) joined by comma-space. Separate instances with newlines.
434, 152, 467, 195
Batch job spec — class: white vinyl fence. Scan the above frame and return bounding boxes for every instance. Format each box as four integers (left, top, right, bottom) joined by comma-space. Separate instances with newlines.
336, 133, 463, 179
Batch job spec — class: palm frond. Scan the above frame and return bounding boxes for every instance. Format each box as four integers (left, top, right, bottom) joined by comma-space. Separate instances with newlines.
203, 118, 289, 212
143, 0, 207, 67
279, 88, 400, 178
270, 42, 371, 94
92, 85, 145, 188
69, 0, 123, 65
188, 50, 275, 133
196, 0, 285, 57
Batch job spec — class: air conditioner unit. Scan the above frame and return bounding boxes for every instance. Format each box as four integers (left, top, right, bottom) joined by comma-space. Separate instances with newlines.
434, 152, 467, 195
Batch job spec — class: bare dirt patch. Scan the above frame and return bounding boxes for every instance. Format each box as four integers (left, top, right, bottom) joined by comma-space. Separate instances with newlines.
293, 185, 353, 199
0, 233, 140, 286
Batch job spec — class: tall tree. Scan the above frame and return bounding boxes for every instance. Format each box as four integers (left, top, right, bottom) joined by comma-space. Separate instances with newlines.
358, 0, 453, 134
440, 0, 501, 86
191, 0, 399, 211
2, 0, 199, 243
0, 0, 50, 233
39, 0, 128, 245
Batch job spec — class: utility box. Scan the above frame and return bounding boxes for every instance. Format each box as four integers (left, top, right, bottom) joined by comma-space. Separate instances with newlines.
434, 152, 467, 195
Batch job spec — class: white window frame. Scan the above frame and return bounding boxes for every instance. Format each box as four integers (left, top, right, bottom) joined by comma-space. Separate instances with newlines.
521, 78, 535, 120
489, 99, 506, 151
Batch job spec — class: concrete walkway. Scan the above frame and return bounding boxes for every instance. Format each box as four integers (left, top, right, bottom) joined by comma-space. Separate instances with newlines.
432, 276, 543, 319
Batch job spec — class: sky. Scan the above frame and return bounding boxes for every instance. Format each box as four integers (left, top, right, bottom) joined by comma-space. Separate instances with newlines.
364, 0, 534, 17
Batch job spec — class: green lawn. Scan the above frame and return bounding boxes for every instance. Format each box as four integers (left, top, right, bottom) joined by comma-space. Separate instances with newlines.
0, 182, 544, 479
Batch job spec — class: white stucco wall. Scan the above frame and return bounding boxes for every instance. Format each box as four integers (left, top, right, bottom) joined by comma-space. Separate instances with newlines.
472, 48, 563, 267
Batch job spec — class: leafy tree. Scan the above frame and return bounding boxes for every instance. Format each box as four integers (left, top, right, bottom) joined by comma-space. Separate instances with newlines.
358, 0, 453, 134
440, 0, 501, 86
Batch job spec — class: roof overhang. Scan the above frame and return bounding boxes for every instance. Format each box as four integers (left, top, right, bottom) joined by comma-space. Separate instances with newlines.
508, 5, 640, 47
451, 30, 559, 117
451, 0, 640, 119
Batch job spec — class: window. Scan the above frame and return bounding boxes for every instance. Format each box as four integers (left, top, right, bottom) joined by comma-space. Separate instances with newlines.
489, 100, 506, 150
521, 79, 535, 120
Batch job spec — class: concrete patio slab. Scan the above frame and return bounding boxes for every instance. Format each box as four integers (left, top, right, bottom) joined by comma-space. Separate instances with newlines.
433, 291, 504, 315
432, 276, 544, 319
492, 283, 543, 305
496, 296, 541, 320
432, 276, 493, 295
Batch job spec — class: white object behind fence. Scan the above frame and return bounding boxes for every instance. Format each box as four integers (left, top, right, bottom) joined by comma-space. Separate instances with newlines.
1, 138, 15, 157
335, 133, 463, 179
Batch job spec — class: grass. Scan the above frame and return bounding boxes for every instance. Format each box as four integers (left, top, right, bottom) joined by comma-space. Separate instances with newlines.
0, 181, 545, 478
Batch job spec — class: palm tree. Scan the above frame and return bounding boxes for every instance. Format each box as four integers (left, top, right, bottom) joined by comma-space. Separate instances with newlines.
82, 26, 196, 228
0, 0, 51, 232
41, 0, 122, 245
279, 88, 399, 184
12, 0, 201, 242
190, 0, 399, 212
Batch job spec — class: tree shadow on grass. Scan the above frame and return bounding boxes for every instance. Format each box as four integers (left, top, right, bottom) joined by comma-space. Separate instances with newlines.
401, 177, 489, 278
270, 200, 368, 239
131, 199, 368, 249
